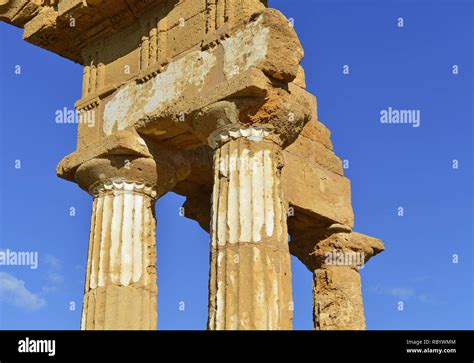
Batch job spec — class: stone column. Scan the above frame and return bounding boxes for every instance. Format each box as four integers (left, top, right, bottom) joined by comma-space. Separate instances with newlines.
313, 263, 365, 330
207, 126, 293, 330
74, 156, 175, 330
290, 226, 384, 330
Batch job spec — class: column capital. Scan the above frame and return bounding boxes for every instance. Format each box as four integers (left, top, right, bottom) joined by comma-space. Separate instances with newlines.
208, 124, 276, 149
89, 178, 158, 199
191, 86, 312, 150
74, 155, 183, 198
290, 228, 384, 272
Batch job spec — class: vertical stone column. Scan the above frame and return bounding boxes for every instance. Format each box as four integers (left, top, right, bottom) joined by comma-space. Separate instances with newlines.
290, 226, 384, 330
313, 263, 365, 330
312, 229, 366, 330
80, 179, 158, 330
207, 127, 293, 330
74, 156, 176, 330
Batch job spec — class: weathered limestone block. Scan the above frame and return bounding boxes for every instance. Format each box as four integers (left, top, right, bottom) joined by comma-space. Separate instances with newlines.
99, 8, 303, 143
208, 133, 293, 330
57, 129, 153, 180
284, 127, 343, 175
23, 5, 57, 40
290, 227, 384, 330
299, 120, 334, 151
313, 265, 365, 330
283, 151, 354, 227
0, 0, 40, 27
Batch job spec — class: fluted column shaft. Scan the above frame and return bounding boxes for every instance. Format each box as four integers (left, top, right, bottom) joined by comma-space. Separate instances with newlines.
81, 179, 158, 330
208, 132, 293, 330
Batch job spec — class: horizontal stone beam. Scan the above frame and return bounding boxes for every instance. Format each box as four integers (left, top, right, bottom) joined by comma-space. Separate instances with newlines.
99, 9, 303, 140
282, 150, 354, 227
0, 0, 40, 27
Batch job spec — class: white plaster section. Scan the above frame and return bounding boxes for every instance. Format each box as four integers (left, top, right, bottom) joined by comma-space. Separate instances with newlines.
120, 184, 134, 286
143, 201, 152, 287
217, 176, 228, 247
238, 148, 252, 242
109, 193, 124, 284
89, 197, 103, 290
211, 139, 284, 246
103, 15, 270, 137
103, 50, 217, 135
274, 172, 283, 242
144, 51, 216, 113
252, 151, 265, 242
102, 86, 133, 135
98, 194, 113, 287
86, 181, 157, 289
209, 139, 292, 330
263, 149, 275, 238
211, 149, 221, 249
132, 194, 144, 283
227, 145, 239, 244
222, 15, 270, 79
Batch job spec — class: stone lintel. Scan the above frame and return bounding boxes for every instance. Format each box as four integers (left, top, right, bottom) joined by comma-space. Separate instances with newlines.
1, 0, 271, 64
283, 150, 354, 227
96, 9, 304, 144
0, 0, 41, 27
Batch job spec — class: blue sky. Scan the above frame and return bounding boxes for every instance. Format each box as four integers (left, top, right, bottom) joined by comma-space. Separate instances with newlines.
0, 0, 472, 330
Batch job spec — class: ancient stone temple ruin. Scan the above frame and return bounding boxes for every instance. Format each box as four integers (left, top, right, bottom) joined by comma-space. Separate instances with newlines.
1, 0, 384, 330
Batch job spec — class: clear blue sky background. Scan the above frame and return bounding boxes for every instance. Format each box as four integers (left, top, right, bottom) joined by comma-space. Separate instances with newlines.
0, 0, 472, 330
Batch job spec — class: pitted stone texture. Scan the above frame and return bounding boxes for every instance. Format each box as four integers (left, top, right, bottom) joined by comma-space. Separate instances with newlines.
1, 0, 270, 63
208, 137, 293, 330
313, 266, 365, 330
74, 155, 186, 199
0, 0, 40, 26
283, 151, 354, 227
102, 49, 218, 136
99, 9, 304, 141
290, 230, 384, 330
290, 230, 384, 272
285, 123, 342, 176
209, 244, 292, 330
81, 179, 157, 330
